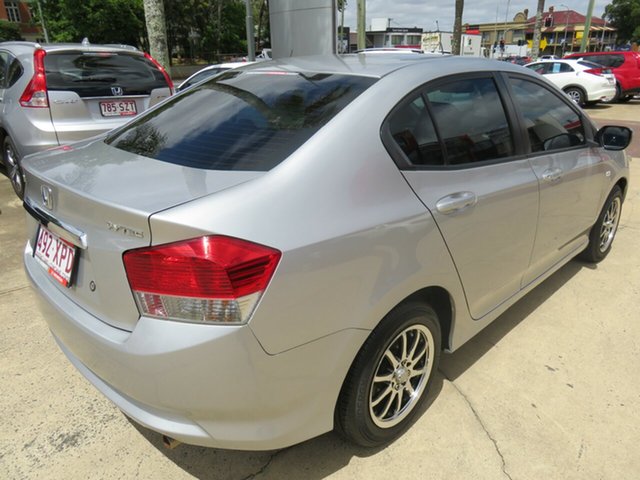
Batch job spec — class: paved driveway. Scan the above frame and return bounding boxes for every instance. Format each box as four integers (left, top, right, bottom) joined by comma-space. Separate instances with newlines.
1, 104, 638, 479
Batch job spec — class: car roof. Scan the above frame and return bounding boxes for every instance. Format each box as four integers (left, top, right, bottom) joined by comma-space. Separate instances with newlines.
243, 53, 527, 80
0, 41, 143, 55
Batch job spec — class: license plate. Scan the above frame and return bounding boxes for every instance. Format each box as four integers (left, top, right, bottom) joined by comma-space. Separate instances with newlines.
34, 225, 77, 287
99, 100, 137, 117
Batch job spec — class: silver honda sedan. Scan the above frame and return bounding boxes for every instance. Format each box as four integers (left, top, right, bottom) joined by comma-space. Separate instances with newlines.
22, 54, 631, 450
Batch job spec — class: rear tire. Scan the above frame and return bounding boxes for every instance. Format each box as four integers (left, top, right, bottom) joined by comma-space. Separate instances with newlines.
2, 136, 24, 199
335, 301, 441, 447
580, 186, 623, 263
564, 87, 585, 106
602, 84, 621, 104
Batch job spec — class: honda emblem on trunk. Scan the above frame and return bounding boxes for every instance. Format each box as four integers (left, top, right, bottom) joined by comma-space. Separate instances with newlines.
111, 87, 123, 96
41, 185, 54, 210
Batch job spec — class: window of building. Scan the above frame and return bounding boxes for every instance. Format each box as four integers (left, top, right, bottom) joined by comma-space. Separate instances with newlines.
5, 1, 21, 23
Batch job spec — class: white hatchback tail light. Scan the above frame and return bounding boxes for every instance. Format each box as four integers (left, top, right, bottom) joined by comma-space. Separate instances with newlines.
123, 236, 281, 324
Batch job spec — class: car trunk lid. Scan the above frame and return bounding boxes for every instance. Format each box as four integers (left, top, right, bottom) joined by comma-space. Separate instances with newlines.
22, 140, 262, 331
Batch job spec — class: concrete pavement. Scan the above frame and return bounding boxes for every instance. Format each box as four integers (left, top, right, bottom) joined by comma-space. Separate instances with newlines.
1, 103, 639, 479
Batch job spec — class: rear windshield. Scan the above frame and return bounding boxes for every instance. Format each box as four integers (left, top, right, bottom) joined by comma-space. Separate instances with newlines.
106, 70, 376, 171
44, 52, 168, 97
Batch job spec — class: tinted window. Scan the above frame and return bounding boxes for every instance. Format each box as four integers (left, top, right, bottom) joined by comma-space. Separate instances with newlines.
525, 63, 549, 74
425, 77, 514, 165
178, 68, 228, 91
581, 54, 624, 69
107, 71, 376, 171
44, 52, 168, 97
0, 52, 7, 88
387, 95, 444, 166
7, 55, 23, 87
509, 77, 585, 153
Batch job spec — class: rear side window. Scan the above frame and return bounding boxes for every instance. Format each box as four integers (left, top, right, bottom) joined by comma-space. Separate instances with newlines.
509, 77, 585, 153
0, 51, 22, 88
44, 52, 168, 97
386, 76, 514, 167
107, 71, 376, 171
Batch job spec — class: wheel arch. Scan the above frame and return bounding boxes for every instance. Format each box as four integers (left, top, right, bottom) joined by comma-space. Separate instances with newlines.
616, 177, 629, 201
400, 287, 454, 352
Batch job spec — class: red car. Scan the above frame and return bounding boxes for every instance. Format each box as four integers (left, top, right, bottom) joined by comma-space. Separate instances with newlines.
564, 51, 640, 102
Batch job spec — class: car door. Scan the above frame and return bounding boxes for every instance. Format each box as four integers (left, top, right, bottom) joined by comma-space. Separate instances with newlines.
505, 75, 609, 287
383, 74, 539, 320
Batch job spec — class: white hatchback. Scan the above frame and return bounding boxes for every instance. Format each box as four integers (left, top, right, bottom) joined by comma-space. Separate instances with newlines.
524, 58, 616, 106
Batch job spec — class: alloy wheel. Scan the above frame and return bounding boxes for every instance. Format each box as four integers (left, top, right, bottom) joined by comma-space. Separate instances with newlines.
599, 196, 621, 253
4, 141, 24, 197
368, 324, 435, 428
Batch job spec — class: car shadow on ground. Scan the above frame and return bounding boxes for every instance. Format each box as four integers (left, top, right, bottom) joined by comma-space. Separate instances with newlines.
127, 258, 589, 480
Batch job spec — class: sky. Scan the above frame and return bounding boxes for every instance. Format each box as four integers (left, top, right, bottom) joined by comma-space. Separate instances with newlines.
339, 1, 612, 32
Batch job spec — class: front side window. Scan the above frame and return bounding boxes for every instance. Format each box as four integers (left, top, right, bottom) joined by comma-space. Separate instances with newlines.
107, 71, 376, 171
509, 77, 585, 153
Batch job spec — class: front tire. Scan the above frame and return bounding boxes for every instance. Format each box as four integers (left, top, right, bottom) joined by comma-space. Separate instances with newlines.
335, 301, 441, 447
580, 186, 623, 263
2, 136, 24, 199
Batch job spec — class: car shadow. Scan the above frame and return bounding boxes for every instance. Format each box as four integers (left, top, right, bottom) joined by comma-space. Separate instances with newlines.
127, 258, 589, 480
440, 259, 587, 381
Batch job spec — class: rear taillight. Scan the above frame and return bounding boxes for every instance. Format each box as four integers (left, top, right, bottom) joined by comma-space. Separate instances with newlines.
123, 235, 281, 324
584, 67, 603, 76
144, 52, 175, 94
20, 49, 48, 108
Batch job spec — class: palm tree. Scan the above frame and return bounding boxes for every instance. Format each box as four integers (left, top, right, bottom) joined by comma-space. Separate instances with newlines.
452, 0, 464, 55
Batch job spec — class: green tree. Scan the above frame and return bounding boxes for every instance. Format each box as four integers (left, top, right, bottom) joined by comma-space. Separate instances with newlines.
40, 0, 145, 46
0, 20, 23, 41
605, 0, 640, 43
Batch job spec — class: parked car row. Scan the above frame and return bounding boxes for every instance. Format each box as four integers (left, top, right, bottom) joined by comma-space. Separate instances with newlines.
526, 50, 640, 107
0, 40, 174, 198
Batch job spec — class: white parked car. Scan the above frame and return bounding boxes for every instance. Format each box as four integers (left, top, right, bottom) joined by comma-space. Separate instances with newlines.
524, 59, 616, 106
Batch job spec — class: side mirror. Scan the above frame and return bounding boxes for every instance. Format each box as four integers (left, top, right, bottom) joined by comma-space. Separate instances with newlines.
596, 125, 633, 151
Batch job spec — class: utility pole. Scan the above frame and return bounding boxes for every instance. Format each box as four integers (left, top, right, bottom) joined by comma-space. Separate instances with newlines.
357, 0, 366, 50
580, 0, 595, 52
245, 0, 255, 60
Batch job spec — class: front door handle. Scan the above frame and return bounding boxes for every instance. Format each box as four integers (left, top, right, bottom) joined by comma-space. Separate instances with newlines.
542, 167, 563, 183
436, 191, 477, 214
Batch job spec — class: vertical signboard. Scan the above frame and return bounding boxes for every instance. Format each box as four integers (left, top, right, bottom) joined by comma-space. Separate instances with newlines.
269, 0, 337, 58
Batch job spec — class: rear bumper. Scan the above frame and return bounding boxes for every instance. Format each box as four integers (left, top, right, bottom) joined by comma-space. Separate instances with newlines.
24, 241, 369, 450
586, 85, 617, 103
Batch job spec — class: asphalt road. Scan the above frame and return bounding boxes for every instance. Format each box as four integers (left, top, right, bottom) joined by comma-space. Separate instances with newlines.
1, 102, 639, 479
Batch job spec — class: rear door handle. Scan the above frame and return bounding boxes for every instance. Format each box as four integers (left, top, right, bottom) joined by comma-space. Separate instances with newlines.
542, 167, 563, 183
436, 191, 477, 214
